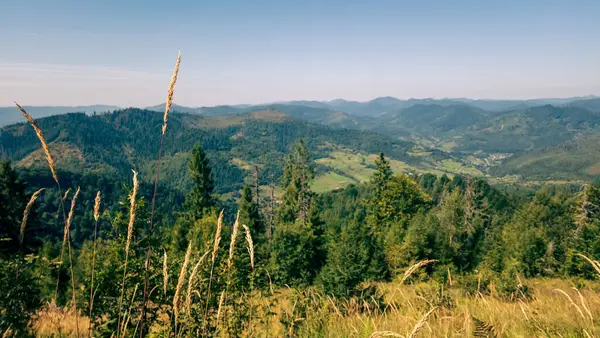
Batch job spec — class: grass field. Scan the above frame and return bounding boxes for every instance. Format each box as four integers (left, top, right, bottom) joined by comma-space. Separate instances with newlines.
312, 172, 358, 193
34, 278, 600, 337
311, 151, 483, 192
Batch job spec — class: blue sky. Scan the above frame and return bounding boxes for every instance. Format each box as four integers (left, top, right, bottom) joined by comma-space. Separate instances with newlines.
1, 0, 600, 106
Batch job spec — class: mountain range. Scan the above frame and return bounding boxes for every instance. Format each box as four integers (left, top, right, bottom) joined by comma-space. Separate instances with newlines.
2, 95, 600, 190
3, 96, 598, 127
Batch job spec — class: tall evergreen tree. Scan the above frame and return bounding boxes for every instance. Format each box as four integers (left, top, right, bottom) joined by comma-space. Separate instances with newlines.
371, 152, 392, 195
172, 144, 215, 251
277, 139, 315, 225
270, 141, 326, 286
239, 184, 264, 238
185, 144, 215, 219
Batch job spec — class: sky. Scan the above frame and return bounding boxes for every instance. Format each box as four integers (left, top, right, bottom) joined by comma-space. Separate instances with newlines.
1, 0, 600, 107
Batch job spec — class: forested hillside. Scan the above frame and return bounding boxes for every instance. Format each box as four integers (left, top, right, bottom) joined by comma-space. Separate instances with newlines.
0, 108, 464, 196
2, 87, 600, 337
5, 96, 600, 183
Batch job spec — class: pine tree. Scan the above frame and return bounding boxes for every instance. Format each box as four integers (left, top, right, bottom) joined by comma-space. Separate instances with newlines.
185, 143, 215, 219
239, 184, 264, 238
270, 141, 326, 286
172, 144, 215, 251
371, 152, 392, 195
277, 139, 315, 225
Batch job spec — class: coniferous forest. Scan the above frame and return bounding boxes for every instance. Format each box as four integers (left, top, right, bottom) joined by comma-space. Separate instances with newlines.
2, 56, 600, 338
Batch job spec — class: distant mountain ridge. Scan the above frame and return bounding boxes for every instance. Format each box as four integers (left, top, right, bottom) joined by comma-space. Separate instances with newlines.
0, 105, 120, 126
3, 96, 600, 183
2, 95, 596, 127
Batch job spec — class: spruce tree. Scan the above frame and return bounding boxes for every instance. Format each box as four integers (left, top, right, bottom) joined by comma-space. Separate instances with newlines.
277, 139, 315, 225
239, 184, 264, 238
172, 144, 215, 251
185, 143, 215, 219
372, 152, 392, 195
270, 140, 326, 286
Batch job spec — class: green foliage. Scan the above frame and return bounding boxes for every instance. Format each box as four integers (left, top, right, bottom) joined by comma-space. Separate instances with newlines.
369, 174, 431, 231
0, 160, 27, 255
185, 143, 215, 219
0, 257, 41, 337
278, 139, 315, 225
268, 218, 325, 287
318, 218, 387, 297
371, 152, 392, 195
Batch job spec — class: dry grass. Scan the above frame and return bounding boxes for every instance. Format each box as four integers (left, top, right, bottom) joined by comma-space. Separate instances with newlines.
162, 51, 182, 136
578, 254, 600, 278
173, 241, 193, 325
117, 170, 139, 334
408, 306, 437, 338
163, 250, 169, 297
33, 275, 600, 337
62, 187, 71, 201
15, 102, 58, 184
242, 224, 255, 270
89, 191, 101, 332
252, 278, 600, 337
63, 187, 80, 249
34, 302, 90, 337
400, 260, 438, 284
227, 211, 240, 270
212, 210, 224, 264
93, 191, 101, 222
186, 251, 210, 316
19, 188, 44, 249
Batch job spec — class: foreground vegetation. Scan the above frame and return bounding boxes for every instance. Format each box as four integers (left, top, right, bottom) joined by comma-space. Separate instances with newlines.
2, 54, 600, 337
31, 278, 600, 337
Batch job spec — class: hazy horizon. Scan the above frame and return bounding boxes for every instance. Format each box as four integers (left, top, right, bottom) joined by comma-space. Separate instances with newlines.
2, 94, 600, 109
2, 0, 600, 106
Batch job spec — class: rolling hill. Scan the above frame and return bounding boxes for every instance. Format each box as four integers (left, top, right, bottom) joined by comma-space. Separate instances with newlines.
4, 97, 600, 185
1, 108, 476, 194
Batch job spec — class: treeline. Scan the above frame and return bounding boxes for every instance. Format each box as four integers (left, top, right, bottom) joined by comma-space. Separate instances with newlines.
1, 140, 599, 336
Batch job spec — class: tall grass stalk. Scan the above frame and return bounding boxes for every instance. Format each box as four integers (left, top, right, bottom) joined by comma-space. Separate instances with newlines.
186, 251, 209, 318
121, 283, 139, 338
19, 188, 44, 251
202, 210, 224, 328
242, 224, 255, 334
173, 241, 192, 335
408, 306, 437, 338
15, 103, 59, 185
215, 212, 240, 331
140, 51, 181, 337
89, 191, 101, 337
65, 187, 81, 338
401, 260, 438, 284
15, 103, 71, 305
163, 250, 169, 297
117, 171, 139, 337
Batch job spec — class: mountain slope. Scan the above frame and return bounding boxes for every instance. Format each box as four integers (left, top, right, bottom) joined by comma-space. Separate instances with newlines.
565, 98, 600, 113
491, 133, 600, 181
453, 105, 600, 153
1, 108, 458, 194
377, 104, 490, 137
